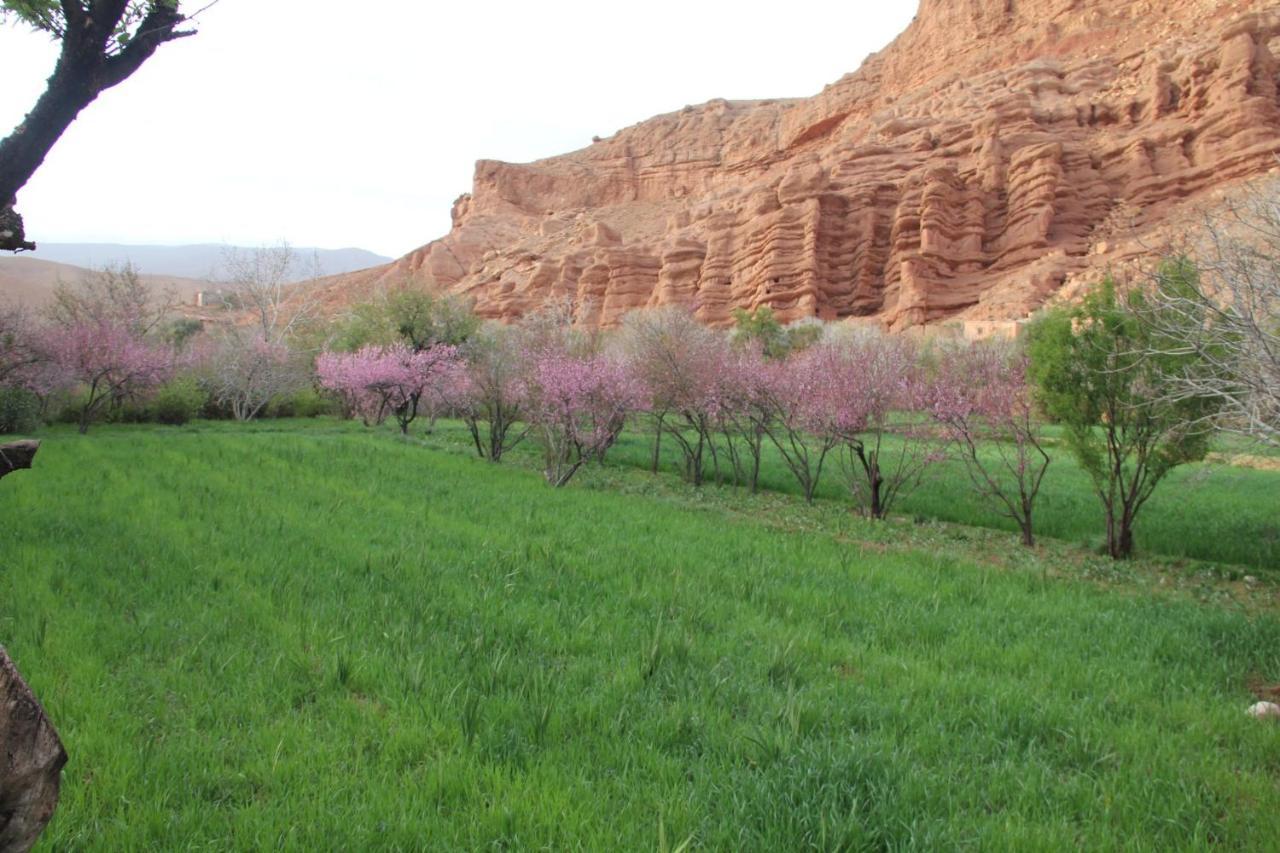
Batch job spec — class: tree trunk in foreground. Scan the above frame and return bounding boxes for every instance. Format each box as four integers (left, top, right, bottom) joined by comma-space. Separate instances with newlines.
0, 441, 65, 853
0, 646, 66, 853
0, 442, 39, 481
0, 3, 193, 253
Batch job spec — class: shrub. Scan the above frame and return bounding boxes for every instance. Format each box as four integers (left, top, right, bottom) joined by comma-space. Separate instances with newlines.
268, 387, 335, 419
149, 376, 206, 425
0, 387, 41, 434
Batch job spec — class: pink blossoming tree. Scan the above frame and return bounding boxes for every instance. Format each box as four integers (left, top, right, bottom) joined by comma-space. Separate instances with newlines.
41, 320, 173, 433
757, 347, 844, 504
929, 340, 1050, 546
316, 343, 461, 435
714, 346, 774, 493
825, 333, 941, 519
526, 349, 642, 486
761, 333, 942, 516
447, 325, 530, 462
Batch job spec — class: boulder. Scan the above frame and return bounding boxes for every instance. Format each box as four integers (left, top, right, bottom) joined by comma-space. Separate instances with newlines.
1247, 701, 1280, 720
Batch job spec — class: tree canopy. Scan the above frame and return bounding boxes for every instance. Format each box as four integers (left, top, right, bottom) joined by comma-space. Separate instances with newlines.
1026, 270, 1224, 558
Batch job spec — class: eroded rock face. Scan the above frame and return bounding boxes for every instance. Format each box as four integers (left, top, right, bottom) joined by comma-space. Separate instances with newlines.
322, 0, 1280, 329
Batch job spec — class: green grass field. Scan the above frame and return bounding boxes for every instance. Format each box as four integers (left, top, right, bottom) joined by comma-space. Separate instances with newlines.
406, 417, 1280, 570
3, 420, 1280, 849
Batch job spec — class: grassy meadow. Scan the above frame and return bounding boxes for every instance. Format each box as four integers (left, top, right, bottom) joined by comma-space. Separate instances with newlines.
2, 420, 1280, 849
432, 418, 1280, 571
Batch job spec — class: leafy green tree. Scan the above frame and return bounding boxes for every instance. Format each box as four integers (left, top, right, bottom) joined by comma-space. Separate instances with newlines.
332, 284, 479, 353
731, 306, 822, 359
1027, 271, 1224, 559
1, 1, 199, 251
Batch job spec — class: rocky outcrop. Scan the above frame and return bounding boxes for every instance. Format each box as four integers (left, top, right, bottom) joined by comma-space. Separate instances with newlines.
321, 0, 1280, 330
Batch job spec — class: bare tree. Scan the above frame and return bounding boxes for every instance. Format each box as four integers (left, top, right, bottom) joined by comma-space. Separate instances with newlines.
202, 332, 305, 421
217, 242, 322, 343
1137, 179, 1280, 447
202, 243, 319, 420
0, 299, 40, 386
46, 262, 175, 336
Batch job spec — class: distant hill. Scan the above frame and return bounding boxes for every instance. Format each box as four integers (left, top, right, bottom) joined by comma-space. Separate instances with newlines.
23, 243, 392, 282
0, 256, 209, 309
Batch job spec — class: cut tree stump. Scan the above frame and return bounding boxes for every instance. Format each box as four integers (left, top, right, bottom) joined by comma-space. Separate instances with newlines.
0, 441, 63, 852
0, 442, 39, 482
0, 647, 66, 853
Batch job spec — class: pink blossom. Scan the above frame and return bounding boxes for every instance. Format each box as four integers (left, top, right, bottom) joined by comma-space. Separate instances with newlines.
1, 305, 56, 395
526, 349, 643, 486
39, 320, 174, 433
317, 343, 461, 434
927, 341, 1049, 546
756, 333, 941, 515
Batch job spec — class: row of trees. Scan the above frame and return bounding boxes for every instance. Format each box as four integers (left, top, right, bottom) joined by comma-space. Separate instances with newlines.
3, 247, 1271, 561
0, 251, 326, 432
312, 240, 1275, 561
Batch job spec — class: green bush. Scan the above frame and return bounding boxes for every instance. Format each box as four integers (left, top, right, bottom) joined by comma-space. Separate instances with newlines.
52, 389, 90, 426
149, 377, 206, 426
268, 387, 334, 419
0, 387, 42, 434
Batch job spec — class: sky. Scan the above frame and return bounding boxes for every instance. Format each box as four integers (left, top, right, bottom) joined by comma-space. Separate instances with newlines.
0, 1, 917, 259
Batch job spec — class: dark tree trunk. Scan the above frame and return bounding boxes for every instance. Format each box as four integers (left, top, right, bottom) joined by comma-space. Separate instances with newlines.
1105, 510, 1135, 559
1110, 515, 1135, 559
0, 55, 103, 230
867, 455, 886, 518
1020, 494, 1036, 547
0, 646, 66, 853
0, 441, 39, 481
0, 3, 193, 252
650, 414, 664, 474
1020, 521, 1035, 548
0, 444, 62, 852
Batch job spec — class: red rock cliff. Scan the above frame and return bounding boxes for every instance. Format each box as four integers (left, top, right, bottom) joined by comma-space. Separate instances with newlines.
323, 0, 1280, 329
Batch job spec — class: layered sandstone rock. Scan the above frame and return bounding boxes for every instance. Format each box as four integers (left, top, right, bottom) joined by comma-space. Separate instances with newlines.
320, 0, 1280, 330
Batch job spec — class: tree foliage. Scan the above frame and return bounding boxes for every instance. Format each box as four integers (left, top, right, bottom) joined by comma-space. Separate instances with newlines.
1027, 274, 1224, 559
731, 306, 822, 360
2, 1, 182, 53
331, 284, 480, 354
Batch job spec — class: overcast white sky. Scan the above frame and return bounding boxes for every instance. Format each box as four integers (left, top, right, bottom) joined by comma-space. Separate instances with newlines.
0, 1, 917, 259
